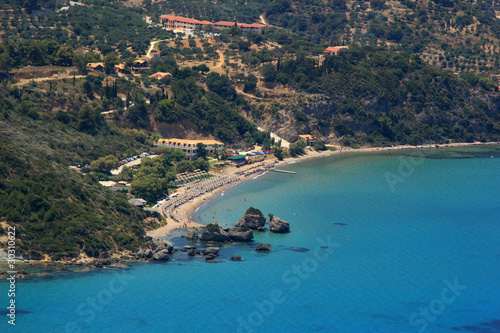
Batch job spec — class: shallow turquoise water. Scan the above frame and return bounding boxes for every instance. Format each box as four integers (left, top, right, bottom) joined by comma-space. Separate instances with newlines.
1, 146, 499, 333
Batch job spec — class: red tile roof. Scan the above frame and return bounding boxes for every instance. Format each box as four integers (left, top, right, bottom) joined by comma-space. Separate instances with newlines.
324, 46, 348, 54
161, 15, 265, 29
214, 21, 237, 27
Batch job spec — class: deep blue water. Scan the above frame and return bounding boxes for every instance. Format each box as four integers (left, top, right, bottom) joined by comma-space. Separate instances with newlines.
1, 146, 499, 333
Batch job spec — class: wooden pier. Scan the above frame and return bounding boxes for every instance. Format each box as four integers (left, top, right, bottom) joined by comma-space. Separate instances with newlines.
270, 169, 296, 174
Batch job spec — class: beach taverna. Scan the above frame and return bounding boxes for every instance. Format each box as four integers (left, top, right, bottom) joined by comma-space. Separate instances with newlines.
298, 134, 317, 146
155, 138, 224, 160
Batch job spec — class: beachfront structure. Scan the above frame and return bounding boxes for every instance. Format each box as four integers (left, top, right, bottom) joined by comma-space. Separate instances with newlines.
155, 138, 224, 161
298, 134, 317, 146
324, 46, 348, 56
159, 15, 265, 34
227, 154, 248, 167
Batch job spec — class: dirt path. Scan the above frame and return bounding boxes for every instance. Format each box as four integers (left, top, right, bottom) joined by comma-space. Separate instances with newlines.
257, 126, 291, 148
146, 39, 170, 58
213, 50, 225, 70
14, 74, 86, 86
259, 14, 268, 26
235, 86, 267, 100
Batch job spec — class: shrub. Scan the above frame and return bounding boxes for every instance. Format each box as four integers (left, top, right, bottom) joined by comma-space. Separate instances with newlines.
246, 207, 263, 216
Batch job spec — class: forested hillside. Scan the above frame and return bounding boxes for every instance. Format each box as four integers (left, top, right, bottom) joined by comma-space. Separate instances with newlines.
0, 83, 152, 260
1, 0, 500, 260
257, 46, 500, 146
145, 0, 500, 75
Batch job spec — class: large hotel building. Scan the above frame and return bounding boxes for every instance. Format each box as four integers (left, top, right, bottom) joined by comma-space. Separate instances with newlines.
159, 15, 266, 34
154, 139, 224, 161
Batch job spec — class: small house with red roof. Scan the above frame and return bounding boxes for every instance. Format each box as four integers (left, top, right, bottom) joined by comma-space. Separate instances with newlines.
324, 46, 348, 56
149, 72, 172, 80
148, 52, 161, 59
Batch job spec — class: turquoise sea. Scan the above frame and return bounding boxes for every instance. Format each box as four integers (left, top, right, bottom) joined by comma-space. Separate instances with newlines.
1, 146, 500, 333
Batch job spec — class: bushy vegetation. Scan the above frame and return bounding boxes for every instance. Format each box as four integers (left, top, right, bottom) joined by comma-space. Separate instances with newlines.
245, 207, 263, 216
204, 222, 221, 233
0, 80, 160, 260
263, 45, 500, 146
0, 0, 174, 59
288, 140, 306, 157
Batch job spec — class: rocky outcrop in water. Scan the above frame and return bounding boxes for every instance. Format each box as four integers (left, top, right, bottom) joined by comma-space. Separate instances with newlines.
255, 243, 271, 252
236, 211, 266, 230
152, 249, 170, 261
152, 239, 174, 254
185, 227, 199, 241
228, 227, 254, 242
199, 222, 229, 242
181, 245, 196, 252
202, 247, 220, 256
269, 216, 290, 233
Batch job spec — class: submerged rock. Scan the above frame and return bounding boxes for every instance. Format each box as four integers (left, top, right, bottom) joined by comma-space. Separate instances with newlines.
289, 247, 309, 253
181, 245, 196, 252
228, 227, 254, 242
202, 247, 220, 256
269, 216, 290, 233
255, 243, 271, 252
230, 255, 243, 261
205, 254, 217, 261
187, 249, 197, 257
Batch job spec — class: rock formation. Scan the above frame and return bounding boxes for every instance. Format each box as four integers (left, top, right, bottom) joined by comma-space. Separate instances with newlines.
185, 227, 199, 240
199, 222, 229, 242
152, 249, 170, 261
228, 227, 254, 242
268, 216, 290, 233
236, 208, 266, 230
152, 239, 174, 254
181, 245, 196, 252
255, 243, 271, 252
202, 247, 220, 255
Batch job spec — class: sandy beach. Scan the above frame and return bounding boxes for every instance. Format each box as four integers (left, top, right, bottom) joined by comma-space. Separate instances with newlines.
147, 140, 499, 238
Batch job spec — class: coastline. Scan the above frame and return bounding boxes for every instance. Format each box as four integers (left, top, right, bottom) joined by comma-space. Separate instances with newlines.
148, 140, 500, 239
2, 140, 497, 272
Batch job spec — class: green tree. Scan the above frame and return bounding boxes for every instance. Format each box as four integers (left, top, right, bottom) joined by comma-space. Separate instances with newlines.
193, 157, 210, 172
104, 52, 119, 74
0, 50, 14, 72
205, 72, 236, 100
55, 46, 74, 67
176, 160, 193, 173
196, 142, 208, 159
78, 103, 103, 133
193, 64, 210, 74
90, 155, 118, 173
274, 146, 284, 160
244, 74, 258, 92
156, 99, 179, 122
314, 141, 326, 151
288, 140, 306, 157
261, 63, 277, 82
